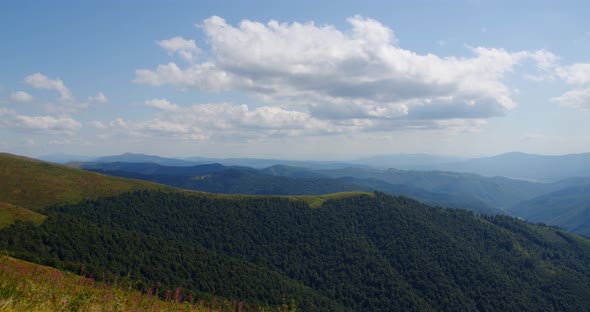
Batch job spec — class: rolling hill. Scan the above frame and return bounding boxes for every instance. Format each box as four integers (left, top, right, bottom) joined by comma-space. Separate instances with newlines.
0, 152, 171, 211
3, 153, 590, 310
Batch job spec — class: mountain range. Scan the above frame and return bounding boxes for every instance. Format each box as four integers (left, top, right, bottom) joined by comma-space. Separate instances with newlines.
3, 152, 590, 310
77, 158, 590, 227
44, 151, 590, 182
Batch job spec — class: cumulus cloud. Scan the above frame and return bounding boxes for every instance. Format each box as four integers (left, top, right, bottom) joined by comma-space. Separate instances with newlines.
10, 91, 33, 102
90, 121, 107, 129
24, 73, 74, 101
88, 92, 108, 103
105, 102, 350, 141
144, 98, 178, 111
0, 107, 81, 134
553, 63, 590, 110
157, 36, 201, 63
134, 16, 555, 136
551, 87, 590, 110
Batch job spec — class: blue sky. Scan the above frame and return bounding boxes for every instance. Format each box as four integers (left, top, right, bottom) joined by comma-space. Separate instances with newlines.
1, 0, 589, 159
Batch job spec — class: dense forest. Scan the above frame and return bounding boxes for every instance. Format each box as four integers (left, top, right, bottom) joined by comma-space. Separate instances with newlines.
88, 168, 372, 195
2, 190, 590, 311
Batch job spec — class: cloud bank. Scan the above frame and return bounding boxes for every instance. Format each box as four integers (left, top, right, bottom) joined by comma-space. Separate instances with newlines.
131, 16, 557, 140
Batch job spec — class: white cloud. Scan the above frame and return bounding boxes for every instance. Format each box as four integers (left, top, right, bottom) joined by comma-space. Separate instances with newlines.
134, 62, 234, 91
24, 73, 73, 101
0, 107, 81, 134
88, 92, 108, 103
144, 98, 178, 111
106, 102, 348, 141
557, 63, 590, 85
90, 121, 107, 129
157, 36, 201, 63
135, 16, 554, 134
14, 115, 81, 133
553, 63, 590, 110
10, 91, 33, 102
551, 87, 590, 110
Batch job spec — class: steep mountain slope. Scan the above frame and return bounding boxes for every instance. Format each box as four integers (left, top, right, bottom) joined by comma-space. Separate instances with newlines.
511, 184, 590, 236
2, 190, 590, 310
3, 154, 590, 310
0, 153, 171, 211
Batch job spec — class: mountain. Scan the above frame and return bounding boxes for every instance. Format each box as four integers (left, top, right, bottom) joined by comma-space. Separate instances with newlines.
260, 164, 326, 178
81, 161, 231, 176
95, 153, 199, 167
511, 184, 590, 236
437, 152, 590, 182
83, 162, 372, 196
79, 161, 558, 215
0, 153, 171, 212
317, 167, 555, 211
339, 177, 503, 215
184, 156, 371, 169
4, 153, 590, 310
354, 154, 465, 169
3, 190, 590, 310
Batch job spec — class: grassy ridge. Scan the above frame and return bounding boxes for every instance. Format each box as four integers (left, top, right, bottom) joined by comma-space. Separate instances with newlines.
0, 153, 172, 211
0, 201, 46, 229
291, 191, 374, 208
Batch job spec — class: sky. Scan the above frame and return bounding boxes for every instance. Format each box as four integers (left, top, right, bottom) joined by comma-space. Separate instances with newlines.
1, 0, 590, 160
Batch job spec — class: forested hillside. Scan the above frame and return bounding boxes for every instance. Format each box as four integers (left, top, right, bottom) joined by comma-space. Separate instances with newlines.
511, 184, 590, 236
88, 167, 371, 195
3, 190, 590, 311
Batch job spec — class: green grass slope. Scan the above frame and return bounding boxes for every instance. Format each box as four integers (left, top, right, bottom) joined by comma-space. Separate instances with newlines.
0, 201, 46, 229
0, 153, 171, 211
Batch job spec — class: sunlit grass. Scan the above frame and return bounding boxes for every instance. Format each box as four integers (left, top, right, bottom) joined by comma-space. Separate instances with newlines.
0, 202, 46, 229
291, 191, 374, 208
0, 153, 172, 212
0, 255, 298, 312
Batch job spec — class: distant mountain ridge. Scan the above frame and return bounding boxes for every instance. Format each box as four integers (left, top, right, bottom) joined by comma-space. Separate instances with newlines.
79, 160, 583, 217
511, 184, 590, 236
45, 151, 590, 182
433, 152, 590, 182
82, 162, 372, 196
